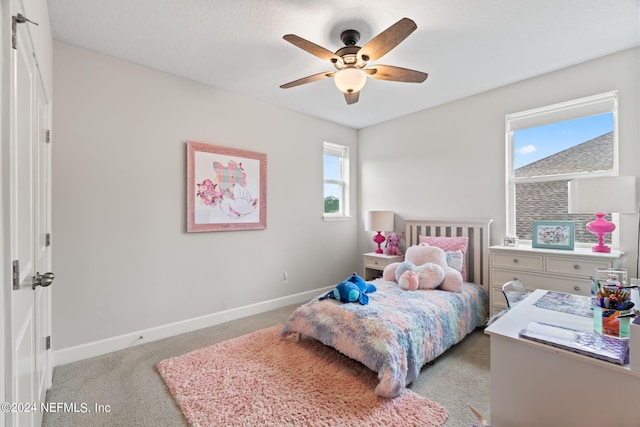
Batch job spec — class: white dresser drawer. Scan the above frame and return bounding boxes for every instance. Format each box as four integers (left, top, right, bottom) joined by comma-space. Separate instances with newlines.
490, 305, 506, 318
491, 268, 590, 296
545, 256, 612, 277
491, 287, 508, 309
491, 252, 543, 272
488, 245, 624, 317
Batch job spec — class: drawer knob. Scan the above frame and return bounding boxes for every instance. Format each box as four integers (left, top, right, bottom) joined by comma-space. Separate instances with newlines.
513, 259, 519, 264
374, 261, 379, 265
574, 286, 580, 291
574, 264, 580, 270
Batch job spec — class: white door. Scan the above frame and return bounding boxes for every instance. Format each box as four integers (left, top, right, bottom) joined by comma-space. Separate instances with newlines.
33, 66, 52, 415
8, 5, 53, 427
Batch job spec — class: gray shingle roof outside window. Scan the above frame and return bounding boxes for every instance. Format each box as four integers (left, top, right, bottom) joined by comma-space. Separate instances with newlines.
515, 132, 613, 242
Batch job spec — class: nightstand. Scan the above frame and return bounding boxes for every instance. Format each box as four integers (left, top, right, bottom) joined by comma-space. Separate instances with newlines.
363, 252, 403, 281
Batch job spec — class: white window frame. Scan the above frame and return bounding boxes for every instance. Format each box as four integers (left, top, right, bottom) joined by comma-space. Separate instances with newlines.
323, 142, 350, 220
505, 91, 619, 243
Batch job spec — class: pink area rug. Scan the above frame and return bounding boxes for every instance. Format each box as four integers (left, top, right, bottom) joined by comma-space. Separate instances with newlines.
157, 324, 448, 427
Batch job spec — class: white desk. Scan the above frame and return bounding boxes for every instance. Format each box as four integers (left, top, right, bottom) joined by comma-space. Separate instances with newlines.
485, 289, 640, 427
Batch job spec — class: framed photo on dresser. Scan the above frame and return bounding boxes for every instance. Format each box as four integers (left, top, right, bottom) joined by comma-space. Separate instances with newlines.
532, 221, 574, 250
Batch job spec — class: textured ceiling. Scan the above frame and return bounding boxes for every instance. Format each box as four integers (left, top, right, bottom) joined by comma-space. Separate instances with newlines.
49, 0, 640, 129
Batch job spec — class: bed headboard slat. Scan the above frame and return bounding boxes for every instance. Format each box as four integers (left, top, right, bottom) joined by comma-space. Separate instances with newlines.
405, 219, 493, 290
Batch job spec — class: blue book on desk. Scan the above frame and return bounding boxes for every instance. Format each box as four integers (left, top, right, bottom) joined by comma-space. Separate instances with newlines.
519, 321, 629, 365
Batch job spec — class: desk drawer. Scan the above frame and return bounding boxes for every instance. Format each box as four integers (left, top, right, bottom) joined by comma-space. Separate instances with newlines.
545, 256, 612, 277
491, 252, 543, 272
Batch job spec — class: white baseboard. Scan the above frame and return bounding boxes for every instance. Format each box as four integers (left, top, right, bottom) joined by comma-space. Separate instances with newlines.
53, 286, 331, 367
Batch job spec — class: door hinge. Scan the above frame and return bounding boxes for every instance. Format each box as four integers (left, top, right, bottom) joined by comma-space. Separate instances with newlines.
12, 13, 39, 50
45, 129, 51, 144
46, 233, 51, 247
45, 336, 51, 350
12, 260, 20, 290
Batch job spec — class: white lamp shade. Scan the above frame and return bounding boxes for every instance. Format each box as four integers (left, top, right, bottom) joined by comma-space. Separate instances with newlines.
365, 211, 394, 232
334, 67, 367, 93
568, 176, 637, 214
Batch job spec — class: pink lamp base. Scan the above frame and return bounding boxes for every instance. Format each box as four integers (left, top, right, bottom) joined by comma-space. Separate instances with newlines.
586, 212, 615, 253
373, 232, 386, 254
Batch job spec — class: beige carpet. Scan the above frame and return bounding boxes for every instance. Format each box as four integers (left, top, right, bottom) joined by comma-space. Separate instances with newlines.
43, 304, 490, 427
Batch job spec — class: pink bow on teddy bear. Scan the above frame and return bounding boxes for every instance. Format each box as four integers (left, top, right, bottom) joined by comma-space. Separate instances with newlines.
383, 233, 404, 256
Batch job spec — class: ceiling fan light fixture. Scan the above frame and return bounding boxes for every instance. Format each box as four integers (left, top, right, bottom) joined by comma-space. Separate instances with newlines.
334, 67, 367, 94
281, 18, 426, 105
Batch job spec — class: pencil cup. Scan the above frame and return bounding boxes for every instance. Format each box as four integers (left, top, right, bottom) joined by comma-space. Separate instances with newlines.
593, 306, 630, 338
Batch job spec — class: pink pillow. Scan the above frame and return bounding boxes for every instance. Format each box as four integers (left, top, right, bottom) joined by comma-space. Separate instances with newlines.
419, 236, 469, 281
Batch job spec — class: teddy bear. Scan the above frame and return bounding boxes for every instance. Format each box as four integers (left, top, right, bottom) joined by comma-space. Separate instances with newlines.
382, 243, 463, 292
396, 262, 444, 291
383, 233, 403, 256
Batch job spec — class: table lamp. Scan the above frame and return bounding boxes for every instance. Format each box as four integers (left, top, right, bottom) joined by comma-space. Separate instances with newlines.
365, 211, 394, 254
568, 176, 637, 252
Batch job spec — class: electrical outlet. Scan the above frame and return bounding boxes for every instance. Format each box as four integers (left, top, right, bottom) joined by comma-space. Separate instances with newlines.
282, 271, 289, 285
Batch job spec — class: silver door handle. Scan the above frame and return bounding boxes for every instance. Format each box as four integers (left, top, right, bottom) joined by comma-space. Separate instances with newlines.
32, 272, 54, 289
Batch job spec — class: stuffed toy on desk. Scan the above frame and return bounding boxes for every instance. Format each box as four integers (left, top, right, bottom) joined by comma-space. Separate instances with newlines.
319, 273, 377, 305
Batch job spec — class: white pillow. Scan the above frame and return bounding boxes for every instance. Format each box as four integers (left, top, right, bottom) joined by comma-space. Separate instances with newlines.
445, 250, 463, 273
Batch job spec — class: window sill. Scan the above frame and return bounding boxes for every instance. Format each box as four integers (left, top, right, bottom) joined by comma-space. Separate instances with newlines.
322, 215, 351, 222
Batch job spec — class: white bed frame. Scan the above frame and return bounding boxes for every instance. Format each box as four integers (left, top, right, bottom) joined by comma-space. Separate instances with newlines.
405, 219, 493, 290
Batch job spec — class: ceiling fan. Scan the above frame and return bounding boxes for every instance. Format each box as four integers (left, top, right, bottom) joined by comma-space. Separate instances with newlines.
280, 17, 428, 105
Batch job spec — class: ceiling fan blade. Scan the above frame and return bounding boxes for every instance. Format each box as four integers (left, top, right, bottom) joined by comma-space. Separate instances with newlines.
344, 91, 359, 105
358, 17, 417, 63
283, 34, 342, 63
366, 65, 428, 83
280, 71, 335, 89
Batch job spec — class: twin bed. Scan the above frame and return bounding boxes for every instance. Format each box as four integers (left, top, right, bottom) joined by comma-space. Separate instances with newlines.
281, 219, 492, 397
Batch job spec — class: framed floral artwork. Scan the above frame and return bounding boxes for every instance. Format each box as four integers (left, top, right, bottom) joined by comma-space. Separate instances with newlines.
532, 221, 574, 250
187, 141, 267, 232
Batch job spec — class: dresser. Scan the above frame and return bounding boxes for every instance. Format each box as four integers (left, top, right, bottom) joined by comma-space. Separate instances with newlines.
489, 245, 625, 316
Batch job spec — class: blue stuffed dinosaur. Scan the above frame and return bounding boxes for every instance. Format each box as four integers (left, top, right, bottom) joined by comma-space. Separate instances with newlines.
319, 273, 377, 305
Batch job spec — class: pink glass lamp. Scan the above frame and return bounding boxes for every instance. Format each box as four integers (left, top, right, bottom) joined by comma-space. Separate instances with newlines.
568, 176, 637, 253
365, 211, 394, 254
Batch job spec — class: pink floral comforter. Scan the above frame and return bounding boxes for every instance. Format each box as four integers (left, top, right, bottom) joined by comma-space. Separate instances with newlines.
280, 280, 488, 397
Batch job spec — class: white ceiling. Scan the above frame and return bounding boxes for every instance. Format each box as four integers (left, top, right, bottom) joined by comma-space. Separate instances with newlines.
48, 0, 640, 129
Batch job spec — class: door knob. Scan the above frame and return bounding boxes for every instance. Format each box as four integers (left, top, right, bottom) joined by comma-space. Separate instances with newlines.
32, 272, 54, 289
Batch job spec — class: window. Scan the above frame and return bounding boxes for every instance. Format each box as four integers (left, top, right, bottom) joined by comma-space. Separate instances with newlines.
323, 142, 350, 218
506, 91, 618, 244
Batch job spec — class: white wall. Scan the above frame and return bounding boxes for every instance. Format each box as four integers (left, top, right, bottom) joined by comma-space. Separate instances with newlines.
52, 41, 640, 362
52, 42, 359, 354
358, 47, 640, 274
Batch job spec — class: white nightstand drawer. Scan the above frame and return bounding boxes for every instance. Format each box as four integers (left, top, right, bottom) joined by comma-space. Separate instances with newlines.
491, 252, 543, 272
364, 255, 399, 270
545, 256, 611, 277
363, 253, 403, 281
